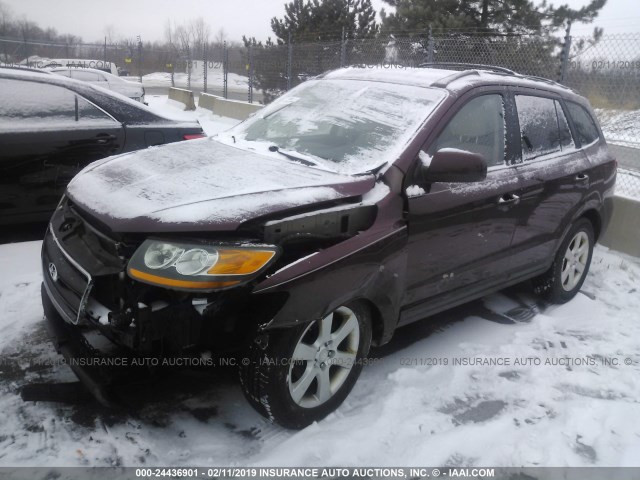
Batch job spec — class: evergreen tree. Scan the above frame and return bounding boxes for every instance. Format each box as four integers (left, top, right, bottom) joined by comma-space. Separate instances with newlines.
380, 0, 606, 35
244, 0, 378, 102
271, 0, 378, 43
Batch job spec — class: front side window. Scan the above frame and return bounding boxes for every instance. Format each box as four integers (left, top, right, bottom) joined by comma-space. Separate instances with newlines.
566, 102, 600, 146
430, 94, 506, 167
0, 78, 117, 130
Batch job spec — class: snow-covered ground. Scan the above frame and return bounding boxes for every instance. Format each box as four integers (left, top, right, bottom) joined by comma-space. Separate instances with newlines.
595, 108, 640, 149
142, 69, 248, 93
0, 241, 639, 467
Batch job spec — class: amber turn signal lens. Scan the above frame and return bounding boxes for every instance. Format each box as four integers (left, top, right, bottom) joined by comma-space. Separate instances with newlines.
207, 249, 276, 275
129, 268, 240, 290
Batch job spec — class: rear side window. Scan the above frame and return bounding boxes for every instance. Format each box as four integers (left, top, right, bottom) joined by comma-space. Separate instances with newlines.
566, 102, 600, 146
71, 70, 105, 82
516, 95, 575, 161
430, 94, 506, 167
0, 78, 117, 129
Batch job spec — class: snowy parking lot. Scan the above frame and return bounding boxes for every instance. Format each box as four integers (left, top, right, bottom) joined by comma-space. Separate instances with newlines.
1, 239, 639, 467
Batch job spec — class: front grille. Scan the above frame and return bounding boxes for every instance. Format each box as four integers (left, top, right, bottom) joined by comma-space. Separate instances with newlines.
42, 228, 91, 325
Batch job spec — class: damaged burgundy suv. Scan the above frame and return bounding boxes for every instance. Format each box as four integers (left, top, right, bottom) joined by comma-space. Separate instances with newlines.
41, 64, 616, 428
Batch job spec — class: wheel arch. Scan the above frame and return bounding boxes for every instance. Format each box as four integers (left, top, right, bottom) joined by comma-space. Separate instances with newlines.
579, 208, 602, 241
351, 297, 386, 347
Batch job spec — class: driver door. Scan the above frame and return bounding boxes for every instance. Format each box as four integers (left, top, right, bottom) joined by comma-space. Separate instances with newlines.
400, 91, 523, 325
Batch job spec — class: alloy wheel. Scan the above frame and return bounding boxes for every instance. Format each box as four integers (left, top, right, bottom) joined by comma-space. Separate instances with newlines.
561, 231, 590, 292
288, 306, 360, 408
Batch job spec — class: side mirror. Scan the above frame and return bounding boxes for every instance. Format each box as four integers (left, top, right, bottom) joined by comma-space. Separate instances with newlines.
422, 148, 488, 183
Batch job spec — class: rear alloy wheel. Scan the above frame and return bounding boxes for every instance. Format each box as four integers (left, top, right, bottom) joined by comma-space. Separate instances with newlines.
533, 218, 594, 304
560, 231, 590, 292
240, 302, 372, 429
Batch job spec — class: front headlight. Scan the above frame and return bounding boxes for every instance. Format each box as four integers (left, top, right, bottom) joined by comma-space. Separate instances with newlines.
127, 239, 278, 291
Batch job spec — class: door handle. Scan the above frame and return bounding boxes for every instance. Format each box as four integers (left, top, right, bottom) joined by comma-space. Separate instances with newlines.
498, 193, 520, 205
575, 173, 589, 182
95, 134, 117, 144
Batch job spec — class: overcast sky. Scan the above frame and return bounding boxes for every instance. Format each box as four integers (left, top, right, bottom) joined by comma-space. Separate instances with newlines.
3, 0, 639, 44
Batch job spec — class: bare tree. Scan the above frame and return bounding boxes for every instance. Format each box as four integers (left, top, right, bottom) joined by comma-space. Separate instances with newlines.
104, 24, 116, 44
214, 27, 227, 47
175, 23, 192, 58
190, 17, 211, 56
0, 1, 12, 62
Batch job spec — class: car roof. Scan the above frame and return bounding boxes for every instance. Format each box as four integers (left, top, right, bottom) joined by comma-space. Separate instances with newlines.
0, 65, 52, 75
322, 64, 584, 102
50, 66, 116, 78
0, 67, 164, 124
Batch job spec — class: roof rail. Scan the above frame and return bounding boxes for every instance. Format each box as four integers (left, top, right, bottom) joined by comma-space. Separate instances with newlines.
520, 74, 571, 90
431, 69, 481, 88
419, 62, 517, 75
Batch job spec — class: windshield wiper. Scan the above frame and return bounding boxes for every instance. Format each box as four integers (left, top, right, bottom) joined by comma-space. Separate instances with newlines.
268, 145, 325, 168
354, 161, 387, 176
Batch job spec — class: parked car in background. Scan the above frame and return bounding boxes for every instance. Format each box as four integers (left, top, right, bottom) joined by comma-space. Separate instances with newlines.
39, 65, 615, 429
49, 67, 146, 103
0, 68, 205, 225
36, 58, 119, 76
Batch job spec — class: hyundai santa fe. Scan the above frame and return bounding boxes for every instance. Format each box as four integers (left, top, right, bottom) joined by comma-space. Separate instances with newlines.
40, 64, 616, 428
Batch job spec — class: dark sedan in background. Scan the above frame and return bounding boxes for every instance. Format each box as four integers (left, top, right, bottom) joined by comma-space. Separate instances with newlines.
0, 68, 204, 225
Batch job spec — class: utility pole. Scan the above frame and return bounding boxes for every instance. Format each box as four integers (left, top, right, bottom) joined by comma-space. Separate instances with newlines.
223, 40, 228, 99
287, 31, 293, 90
248, 43, 254, 104
136, 35, 142, 83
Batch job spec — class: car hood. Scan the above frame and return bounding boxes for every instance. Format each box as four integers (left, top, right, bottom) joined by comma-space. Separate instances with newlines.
67, 138, 375, 233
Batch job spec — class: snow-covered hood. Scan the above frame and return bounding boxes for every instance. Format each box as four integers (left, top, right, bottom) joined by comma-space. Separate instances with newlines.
67, 138, 375, 233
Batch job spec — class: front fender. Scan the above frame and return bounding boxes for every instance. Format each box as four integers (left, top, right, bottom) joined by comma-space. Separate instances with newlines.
250, 167, 409, 346
252, 216, 407, 346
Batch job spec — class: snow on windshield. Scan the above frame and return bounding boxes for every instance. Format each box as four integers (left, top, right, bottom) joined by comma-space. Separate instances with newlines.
226, 79, 445, 174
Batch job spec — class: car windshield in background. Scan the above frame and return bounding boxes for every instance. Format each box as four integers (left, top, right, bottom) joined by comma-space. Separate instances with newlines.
227, 79, 446, 174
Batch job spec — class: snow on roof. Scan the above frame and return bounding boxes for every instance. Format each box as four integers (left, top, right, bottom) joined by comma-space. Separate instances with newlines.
323, 66, 455, 88
322, 66, 576, 95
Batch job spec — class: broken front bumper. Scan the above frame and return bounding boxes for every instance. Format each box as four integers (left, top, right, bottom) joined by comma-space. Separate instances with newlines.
40, 282, 119, 407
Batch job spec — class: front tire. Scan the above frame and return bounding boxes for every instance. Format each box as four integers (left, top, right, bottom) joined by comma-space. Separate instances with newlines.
239, 302, 372, 429
533, 218, 594, 304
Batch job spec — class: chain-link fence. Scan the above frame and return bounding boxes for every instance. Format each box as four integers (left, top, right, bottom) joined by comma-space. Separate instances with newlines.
1, 31, 639, 196
617, 169, 640, 199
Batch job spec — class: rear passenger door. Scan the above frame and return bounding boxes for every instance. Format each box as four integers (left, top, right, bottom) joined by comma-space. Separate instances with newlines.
508, 91, 591, 275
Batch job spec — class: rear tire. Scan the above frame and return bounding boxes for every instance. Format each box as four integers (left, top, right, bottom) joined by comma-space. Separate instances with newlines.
239, 301, 372, 429
533, 218, 594, 304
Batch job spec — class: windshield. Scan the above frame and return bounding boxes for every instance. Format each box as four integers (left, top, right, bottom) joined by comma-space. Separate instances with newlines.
223, 79, 446, 174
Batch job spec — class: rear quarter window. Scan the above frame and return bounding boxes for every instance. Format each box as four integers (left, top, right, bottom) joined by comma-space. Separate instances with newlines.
0, 78, 117, 129
566, 102, 600, 146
